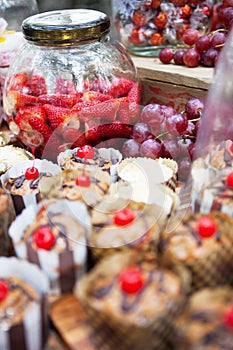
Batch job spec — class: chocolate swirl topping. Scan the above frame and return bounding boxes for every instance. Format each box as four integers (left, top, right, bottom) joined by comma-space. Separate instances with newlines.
9, 172, 52, 190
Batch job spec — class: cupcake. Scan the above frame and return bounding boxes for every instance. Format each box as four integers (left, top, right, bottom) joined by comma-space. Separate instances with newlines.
8, 199, 90, 295
57, 144, 122, 182
174, 286, 233, 350
0, 257, 49, 350
117, 157, 178, 192
1, 159, 60, 215
0, 145, 33, 175
88, 195, 166, 262
38, 167, 111, 209
75, 251, 190, 350
0, 187, 15, 256
160, 211, 233, 291
109, 179, 179, 217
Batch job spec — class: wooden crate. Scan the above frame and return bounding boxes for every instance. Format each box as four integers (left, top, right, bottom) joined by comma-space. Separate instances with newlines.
131, 57, 214, 110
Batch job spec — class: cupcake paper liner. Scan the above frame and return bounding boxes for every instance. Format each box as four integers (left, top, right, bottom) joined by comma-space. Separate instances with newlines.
76, 251, 191, 350
0, 257, 49, 350
8, 199, 90, 295
1, 159, 61, 215
57, 147, 122, 182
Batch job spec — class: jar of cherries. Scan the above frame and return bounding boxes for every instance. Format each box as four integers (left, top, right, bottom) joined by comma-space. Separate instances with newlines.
112, 0, 215, 57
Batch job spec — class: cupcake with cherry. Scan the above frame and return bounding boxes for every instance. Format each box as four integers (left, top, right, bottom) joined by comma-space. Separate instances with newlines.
159, 211, 233, 292
57, 144, 122, 182
8, 199, 90, 295
174, 286, 233, 350
1, 159, 61, 215
75, 250, 190, 350
88, 195, 166, 262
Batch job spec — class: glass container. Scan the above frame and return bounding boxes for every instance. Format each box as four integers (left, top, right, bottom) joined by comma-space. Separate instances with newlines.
112, 0, 215, 57
3, 9, 138, 160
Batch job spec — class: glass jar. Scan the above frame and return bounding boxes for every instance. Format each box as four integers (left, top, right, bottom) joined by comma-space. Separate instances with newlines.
112, 0, 215, 57
3, 9, 138, 160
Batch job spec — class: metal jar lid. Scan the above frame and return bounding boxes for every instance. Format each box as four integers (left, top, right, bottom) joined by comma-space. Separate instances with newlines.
22, 9, 111, 46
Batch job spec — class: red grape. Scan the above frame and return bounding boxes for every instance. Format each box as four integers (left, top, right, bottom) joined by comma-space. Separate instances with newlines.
131, 123, 153, 144
165, 113, 188, 136
162, 138, 180, 159
211, 31, 227, 50
122, 139, 140, 158
173, 49, 186, 65
139, 139, 162, 159
182, 28, 200, 46
177, 157, 191, 181
141, 104, 164, 126
195, 35, 211, 54
158, 47, 174, 64
185, 97, 204, 119
202, 47, 219, 67
183, 48, 200, 67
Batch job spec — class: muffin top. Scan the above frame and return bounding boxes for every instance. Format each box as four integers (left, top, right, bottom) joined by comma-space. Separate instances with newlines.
77, 251, 189, 327
160, 212, 233, 263
89, 196, 166, 249
21, 200, 87, 253
175, 286, 233, 349
0, 276, 40, 327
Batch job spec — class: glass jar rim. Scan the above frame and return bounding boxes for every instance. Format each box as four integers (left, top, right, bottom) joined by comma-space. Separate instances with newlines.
22, 9, 111, 46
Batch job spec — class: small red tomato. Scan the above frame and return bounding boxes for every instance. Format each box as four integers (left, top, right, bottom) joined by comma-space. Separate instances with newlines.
150, 32, 164, 46
154, 12, 168, 29
132, 11, 147, 27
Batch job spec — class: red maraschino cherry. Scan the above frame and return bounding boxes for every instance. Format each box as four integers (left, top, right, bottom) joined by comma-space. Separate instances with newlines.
75, 173, 91, 187
25, 166, 39, 180
0, 280, 8, 302
224, 306, 233, 329
76, 145, 94, 159
33, 226, 55, 250
119, 267, 144, 294
226, 172, 233, 188
197, 216, 217, 238
113, 208, 135, 226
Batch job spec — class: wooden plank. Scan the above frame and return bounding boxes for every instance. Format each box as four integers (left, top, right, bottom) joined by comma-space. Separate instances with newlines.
132, 57, 214, 90
50, 294, 97, 350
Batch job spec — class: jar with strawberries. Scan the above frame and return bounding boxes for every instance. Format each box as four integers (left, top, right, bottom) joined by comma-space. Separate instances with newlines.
112, 0, 215, 57
3, 9, 139, 160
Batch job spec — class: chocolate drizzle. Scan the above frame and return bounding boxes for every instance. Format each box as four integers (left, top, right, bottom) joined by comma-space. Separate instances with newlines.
72, 149, 110, 168
9, 172, 52, 190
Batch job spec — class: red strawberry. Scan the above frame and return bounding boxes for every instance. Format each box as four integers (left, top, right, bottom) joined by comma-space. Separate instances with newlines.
92, 78, 110, 93
38, 93, 76, 108
62, 128, 87, 147
86, 121, 131, 142
28, 116, 53, 142
117, 96, 130, 124
55, 77, 77, 95
83, 91, 113, 102
15, 106, 47, 131
27, 75, 47, 96
75, 99, 120, 122
43, 104, 80, 134
108, 78, 134, 98
7, 73, 28, 92
128, 82, 141, 121
6, 91, 38, 111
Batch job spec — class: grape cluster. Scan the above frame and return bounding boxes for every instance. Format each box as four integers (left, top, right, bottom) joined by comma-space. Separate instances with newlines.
122, 97, 204, 181
158, 2, 233, 67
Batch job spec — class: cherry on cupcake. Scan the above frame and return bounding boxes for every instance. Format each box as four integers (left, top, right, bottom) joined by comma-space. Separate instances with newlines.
197, 216, 217, 238
226, 171, 233, 188
0, 280, 8, 302
76, 145, 94, 159
33, 226, 55, 250
25, 166, 39, 179
224, 305, 233, 329
75, 173, 91, 187
113, 208, 135, 226
119, 267, 144, 294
